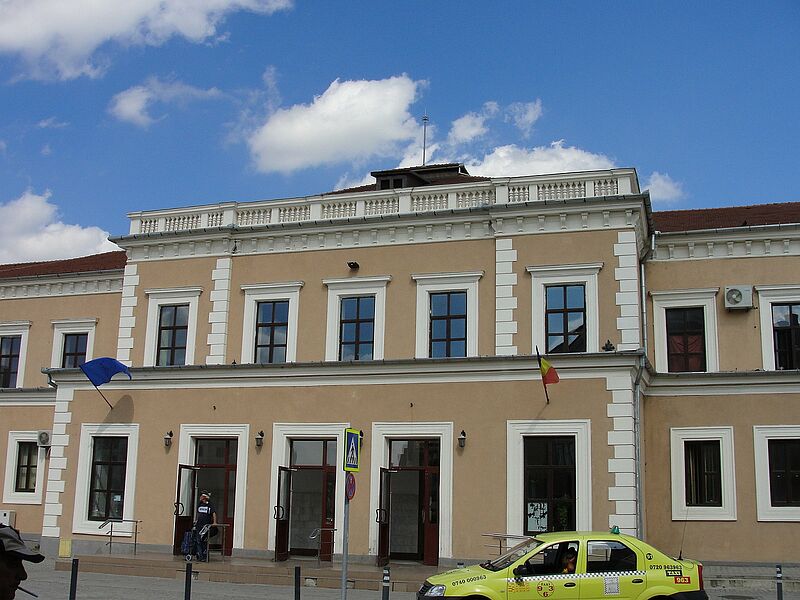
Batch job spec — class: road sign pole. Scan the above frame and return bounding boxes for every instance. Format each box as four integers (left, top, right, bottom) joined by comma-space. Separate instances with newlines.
340, 494, 350, 600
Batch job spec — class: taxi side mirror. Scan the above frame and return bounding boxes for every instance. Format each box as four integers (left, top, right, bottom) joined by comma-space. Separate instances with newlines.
513, 564, 528, 578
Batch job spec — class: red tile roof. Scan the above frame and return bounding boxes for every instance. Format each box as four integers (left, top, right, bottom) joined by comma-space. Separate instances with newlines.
0, 251, 127, 280
653, 202, 800, 233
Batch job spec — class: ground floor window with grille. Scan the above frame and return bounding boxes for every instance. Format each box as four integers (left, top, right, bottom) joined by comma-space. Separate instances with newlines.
88, 437, 128, 521
523, 436, 576, 533
14, 441, 38, 493
768, 438, 800, 507
684, 440, 722, 507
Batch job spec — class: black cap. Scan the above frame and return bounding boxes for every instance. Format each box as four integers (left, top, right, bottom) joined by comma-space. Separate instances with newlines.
0, 525, 45, 563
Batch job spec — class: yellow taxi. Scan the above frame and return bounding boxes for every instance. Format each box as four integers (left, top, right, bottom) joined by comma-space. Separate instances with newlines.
417, 530, 707, 600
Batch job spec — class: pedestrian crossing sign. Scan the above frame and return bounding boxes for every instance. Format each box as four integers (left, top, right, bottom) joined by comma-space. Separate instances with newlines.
344, 428, 360, 472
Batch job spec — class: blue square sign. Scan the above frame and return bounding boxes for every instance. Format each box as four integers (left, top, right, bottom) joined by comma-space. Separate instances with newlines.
344, 428, 360, 472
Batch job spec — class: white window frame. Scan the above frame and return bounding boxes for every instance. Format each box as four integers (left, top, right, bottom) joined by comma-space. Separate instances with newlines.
178, 424, 250, 548
3, 431, 46, 504
73, 423, 139, 535
755, 285, 800, 371
268, 423, 347, 554
651, 288, 719, 373
143, 287, 202, 367
50, 318, 97, 368
507, 420, 592, 534
324, 276, 391, 361
754, 425, 800, 521
0, 321, 30, 388
241, 281, 303, 364
670, 426, 736, 521
526, 263, 602, 354
412, 271, 483, 358
368, 422, 454, 559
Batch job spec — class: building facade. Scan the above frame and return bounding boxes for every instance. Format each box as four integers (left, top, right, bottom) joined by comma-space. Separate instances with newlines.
1, 164, 798, 564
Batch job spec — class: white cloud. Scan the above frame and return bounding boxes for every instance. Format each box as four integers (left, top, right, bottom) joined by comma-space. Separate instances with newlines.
0, 190, 119, 263
36, 116, 68, 129
447, 102, 499, 145
0, 140, 6, 154
248, 75, 422, 174
506, 100, 543, 137
40, 143, 52, 156
109, 77, 222, 127
465, 140, 616, 177
0, 0, 293, 80
645, 171, 685, 204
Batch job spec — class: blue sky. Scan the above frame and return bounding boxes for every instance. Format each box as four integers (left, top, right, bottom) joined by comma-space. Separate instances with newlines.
0, 1, 798, 263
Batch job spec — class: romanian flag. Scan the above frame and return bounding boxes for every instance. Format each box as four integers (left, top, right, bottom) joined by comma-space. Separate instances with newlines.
536, 347, 559, 403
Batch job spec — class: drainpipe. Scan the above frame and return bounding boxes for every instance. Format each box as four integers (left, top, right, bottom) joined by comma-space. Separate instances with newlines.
634, 231, 656, 539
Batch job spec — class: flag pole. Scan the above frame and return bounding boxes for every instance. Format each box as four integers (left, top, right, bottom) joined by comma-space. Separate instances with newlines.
92, 383, 113, 409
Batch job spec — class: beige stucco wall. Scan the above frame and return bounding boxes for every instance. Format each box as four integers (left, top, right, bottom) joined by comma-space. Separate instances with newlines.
645, 256, 799, 371
228, 240, 496, 363
643, 391, 800, 562
128, 258, 217, 367
58, 375, 616, 559
513, 229, 632, 354
1, 293, 121, 388
0, 404, 54, 534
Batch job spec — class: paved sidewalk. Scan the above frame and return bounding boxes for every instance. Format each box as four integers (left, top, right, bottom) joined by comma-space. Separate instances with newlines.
22, 560, 418, 599
19, 560, 798, 600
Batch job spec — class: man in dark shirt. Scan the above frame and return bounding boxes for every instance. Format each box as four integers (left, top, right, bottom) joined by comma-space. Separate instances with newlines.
194, 491, 217, 561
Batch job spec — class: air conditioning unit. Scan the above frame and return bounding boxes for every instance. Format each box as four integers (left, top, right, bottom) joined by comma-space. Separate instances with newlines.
724, 285, 753, 310
37, 430, 52, 447
0, 510, 16, 527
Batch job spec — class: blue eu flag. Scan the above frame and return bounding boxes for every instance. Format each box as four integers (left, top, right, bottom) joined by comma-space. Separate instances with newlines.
79, 357, 132, 387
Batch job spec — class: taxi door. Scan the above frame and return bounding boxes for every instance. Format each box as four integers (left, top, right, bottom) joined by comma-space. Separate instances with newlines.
508, 541, 581, 600
580, 539, 646, 600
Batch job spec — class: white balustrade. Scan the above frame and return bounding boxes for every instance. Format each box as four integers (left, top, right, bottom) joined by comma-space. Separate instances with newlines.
411, 193, 447, 212
365, 197, 399, 216
321, 201, 357, 219
237, 209, 271, 226
537, 181, 586, 201
594, 178, 619, 196
508, 185, 529, 203
457, 189, 494, 208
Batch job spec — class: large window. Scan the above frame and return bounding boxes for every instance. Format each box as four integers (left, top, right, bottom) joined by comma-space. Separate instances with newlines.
157, 304, 189, 366
3, 432, 44, 504
545, 284, 586, 353
666, 307, 706, 372
523, 436, 576, 534
14, 441, 38, 493
527, 263, 601, 355
339, 296, 375, 361
429, 291, 467, 358
62, 333, 89, 368
768, 439, 800, 507
0, 335, 21, 388
88, 437, 128, 521
324, 276, 390, 361
144, 287, 200, 367
255, 300, 289, 364
772, 303, 800, 370
684, 440, 721, 507
670, 427, 736, 520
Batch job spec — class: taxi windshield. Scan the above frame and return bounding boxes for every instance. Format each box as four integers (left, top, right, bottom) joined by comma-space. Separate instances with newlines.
482, 538, 542, 571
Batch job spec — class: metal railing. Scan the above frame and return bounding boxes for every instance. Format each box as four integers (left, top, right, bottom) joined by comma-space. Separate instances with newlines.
480, 532, 533, 556
309, 527, 337, 567
98, 518, 142, 555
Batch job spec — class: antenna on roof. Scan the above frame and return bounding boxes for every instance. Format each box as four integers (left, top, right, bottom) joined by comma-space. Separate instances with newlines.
422, 112, 429, 166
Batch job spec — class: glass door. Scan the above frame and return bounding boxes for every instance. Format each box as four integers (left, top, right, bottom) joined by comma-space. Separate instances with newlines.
172, 464, 197, 554
195, 438, 237, 555
274, 465, 293, 561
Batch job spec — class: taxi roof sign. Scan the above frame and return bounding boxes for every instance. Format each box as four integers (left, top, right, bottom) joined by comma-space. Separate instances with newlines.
344, 428, 360, 472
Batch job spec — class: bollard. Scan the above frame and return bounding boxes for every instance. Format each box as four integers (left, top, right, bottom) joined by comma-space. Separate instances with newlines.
295, 565, 301, 600
381, 567, 390, 600
776, 564, 783, 600
68, 558, 79, 600
184, 562, 193, 600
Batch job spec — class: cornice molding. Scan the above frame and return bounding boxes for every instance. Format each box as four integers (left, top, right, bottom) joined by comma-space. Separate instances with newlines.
0, 271, 123, 299
652, 225, 800, 262
644, 370, 800, 396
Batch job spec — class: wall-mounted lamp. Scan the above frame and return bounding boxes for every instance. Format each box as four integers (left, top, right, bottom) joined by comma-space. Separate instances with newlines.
458, 430, 467, 449
602, 339, 616, 352
347, 261, 360, 270
164, 430, 173, 448
255, 430, 265, 448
